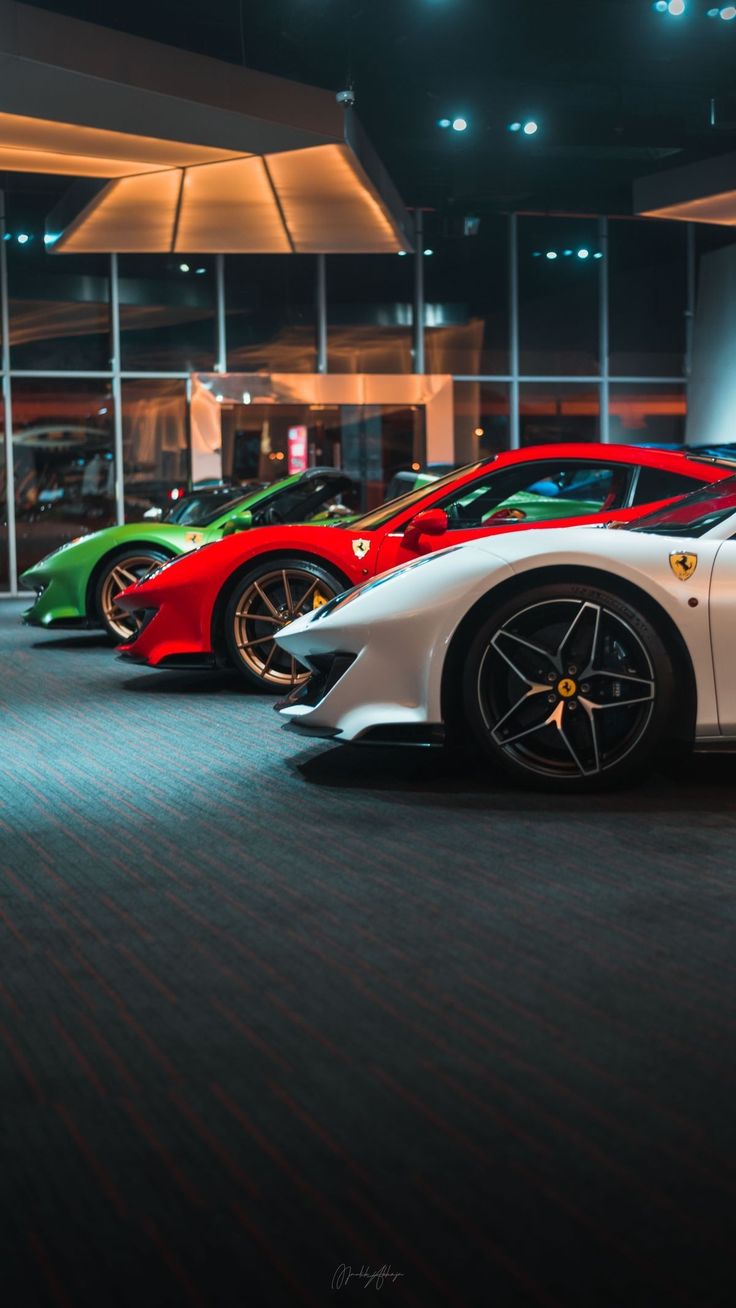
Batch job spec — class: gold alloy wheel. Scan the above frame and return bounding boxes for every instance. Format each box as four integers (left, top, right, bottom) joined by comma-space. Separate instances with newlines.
99, 553, 165, 640
232, 566, 337, 687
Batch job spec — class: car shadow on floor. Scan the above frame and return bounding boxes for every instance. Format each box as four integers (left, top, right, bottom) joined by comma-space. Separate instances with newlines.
31, 634, 112, 651
292, 742, 736, 816
120, 669, 255, 695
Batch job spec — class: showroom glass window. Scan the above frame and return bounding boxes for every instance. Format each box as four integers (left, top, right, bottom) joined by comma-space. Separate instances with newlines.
121, 380, 188, 518
453, 382, 510, 463
520, 383, 600, 444
518, 217, 600, 376
6, 195, 111, 371
326, 254, 412, 373
609, 383, 686, 446
0, 391, 8, 590
118, 256, 216, 371
226, 255, 315, 372
12, 379, 115, 573
424, 215, 509, 376
608, 219, 686, 378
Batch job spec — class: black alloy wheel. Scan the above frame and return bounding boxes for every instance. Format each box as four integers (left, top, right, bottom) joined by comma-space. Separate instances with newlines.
462, 582, 676, 790
95, 548, 171, 641
224, 557, 345, 691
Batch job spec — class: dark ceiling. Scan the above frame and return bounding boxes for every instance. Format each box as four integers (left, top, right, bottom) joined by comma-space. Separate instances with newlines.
15, 0, 736, 219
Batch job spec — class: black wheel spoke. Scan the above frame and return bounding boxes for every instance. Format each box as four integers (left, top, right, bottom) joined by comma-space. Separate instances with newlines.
491, 629, 558, 685
557, 601, 600, 676
492, 689, 552, 746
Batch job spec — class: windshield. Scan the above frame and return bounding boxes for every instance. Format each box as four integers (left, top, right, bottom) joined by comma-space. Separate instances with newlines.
166, 490, 254, 527
347, 461, 486, 531
628, 474, 736, 537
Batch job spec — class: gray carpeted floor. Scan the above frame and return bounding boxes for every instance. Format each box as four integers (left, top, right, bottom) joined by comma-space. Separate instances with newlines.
1, 598, 735, 1307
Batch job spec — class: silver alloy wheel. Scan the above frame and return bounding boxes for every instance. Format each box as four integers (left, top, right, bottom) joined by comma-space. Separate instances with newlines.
232, 566, 337, 687
477, 598, 655, 778
99, 553, 164, 640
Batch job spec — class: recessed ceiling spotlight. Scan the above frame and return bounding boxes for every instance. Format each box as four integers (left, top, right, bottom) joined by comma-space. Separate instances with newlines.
437, 118, 451, 128
179, 262, 190, 272
667, 0, 686, 12
546, 250, 558, 260
523, 120, 539, 135
577, 247, 590, 259
720, 4, 736, 17
593, 251, 604, 259
508, 121, 522, 132
451, 117, 468, 132
423, 248, 434, 256
17, 233, 30, 244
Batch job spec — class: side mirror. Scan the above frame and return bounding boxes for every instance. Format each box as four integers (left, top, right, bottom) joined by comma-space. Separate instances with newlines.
403, 507, 449, 551
221, 510, 254, 536
143, 506, 164, 521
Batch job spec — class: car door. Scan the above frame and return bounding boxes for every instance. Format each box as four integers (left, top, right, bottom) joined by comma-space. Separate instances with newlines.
375, 457, 636, 571
708, 537, 736, 733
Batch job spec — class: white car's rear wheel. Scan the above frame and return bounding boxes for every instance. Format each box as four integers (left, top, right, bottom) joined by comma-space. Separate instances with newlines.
462, 582, 676, 790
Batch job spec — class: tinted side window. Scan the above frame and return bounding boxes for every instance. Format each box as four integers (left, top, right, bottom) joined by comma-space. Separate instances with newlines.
632, 466, 704, 507
438, 461, 631, 530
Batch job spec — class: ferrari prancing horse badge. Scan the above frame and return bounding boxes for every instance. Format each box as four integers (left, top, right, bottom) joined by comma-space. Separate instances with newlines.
669, 551, 697, 581
352, 539, 371, 560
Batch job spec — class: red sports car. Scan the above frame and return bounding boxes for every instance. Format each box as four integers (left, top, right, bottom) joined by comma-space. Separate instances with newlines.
115, 444, 734, 690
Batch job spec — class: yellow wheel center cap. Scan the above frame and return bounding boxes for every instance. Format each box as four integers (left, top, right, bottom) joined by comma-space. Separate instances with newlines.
558, 678, 577, 699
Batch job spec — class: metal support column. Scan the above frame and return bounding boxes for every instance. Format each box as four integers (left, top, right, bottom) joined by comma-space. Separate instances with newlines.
508, 212, 520, 449
110, 253, 125, 525
215, 254, 227, 373
598, 216, 610, 443
0, 189, 18, 590
685, 223, 695, 389
316, 254, 327, 374
413, 210, 425, 375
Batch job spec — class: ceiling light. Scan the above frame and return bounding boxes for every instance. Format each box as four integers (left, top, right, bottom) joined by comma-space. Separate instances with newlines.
179, 262, 190, 272
508, 122, 522, 133
437, 118, 451, 128
594, 251, 604, 259
720, 4, 736, 16
98, 407, 108, 415
577, 247, 590, 259
546, 250, 558, 259
451, 117, 468, 132
523, 120, 539, 135
563, 249, 573, 256
668, 0, 686, 12
194, 266, 206, 275
423, 247, 434, 255
16, 233, 30, 244
397, 250, 407, 256
474, 427, 484, 437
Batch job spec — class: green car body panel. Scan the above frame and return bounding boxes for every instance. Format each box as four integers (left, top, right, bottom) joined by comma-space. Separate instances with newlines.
21, 473, 354, 629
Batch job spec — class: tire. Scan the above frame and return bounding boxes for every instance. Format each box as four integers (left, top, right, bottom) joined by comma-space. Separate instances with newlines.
95, 547, 171, 641
224, 556, 345, 691
461, 581, 676, 791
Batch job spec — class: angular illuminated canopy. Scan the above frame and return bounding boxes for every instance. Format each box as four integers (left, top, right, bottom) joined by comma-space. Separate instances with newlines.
635, 151, 736, 227
0, 0, 412, 253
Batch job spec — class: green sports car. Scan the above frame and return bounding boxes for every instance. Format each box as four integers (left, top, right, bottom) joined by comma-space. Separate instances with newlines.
21, 468, 354, 640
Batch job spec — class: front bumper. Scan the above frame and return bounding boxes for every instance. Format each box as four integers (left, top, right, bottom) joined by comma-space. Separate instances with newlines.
115, 596, 217, 668
20, 574, 91, 629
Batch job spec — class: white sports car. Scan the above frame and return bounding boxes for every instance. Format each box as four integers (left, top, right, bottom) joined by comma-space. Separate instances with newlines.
274, 477, 736, 789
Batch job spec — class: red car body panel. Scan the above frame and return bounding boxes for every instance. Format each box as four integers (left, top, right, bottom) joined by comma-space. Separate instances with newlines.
115, 444, 733, 669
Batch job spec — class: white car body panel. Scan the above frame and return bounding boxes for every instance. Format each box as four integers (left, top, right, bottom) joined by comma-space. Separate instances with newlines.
275, 515, 736, 746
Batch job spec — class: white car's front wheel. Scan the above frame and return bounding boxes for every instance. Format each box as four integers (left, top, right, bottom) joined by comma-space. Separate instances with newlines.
462, 582, 676, 791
